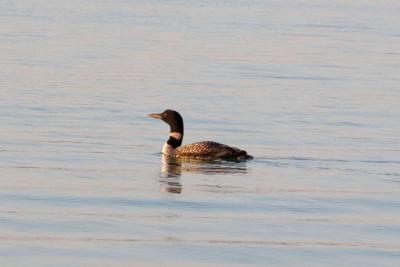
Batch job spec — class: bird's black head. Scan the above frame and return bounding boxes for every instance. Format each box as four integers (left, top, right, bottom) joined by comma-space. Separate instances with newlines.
148, 109, 184, 135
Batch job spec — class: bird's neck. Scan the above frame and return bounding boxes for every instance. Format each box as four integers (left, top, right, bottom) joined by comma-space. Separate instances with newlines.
169, 132, 183, 141
162, 132, 183, 156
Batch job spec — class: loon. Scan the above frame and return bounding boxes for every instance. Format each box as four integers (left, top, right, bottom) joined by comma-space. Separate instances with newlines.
148, 109, 252, 160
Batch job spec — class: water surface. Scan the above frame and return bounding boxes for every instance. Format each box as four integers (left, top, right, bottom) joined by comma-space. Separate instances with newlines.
1, 0, 400, 266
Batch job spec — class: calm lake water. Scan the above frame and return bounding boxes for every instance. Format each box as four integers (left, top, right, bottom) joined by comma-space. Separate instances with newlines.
1, 0, 400, 266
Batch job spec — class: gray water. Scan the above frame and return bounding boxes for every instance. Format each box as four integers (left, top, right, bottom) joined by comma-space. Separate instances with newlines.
1, 0, 400, 266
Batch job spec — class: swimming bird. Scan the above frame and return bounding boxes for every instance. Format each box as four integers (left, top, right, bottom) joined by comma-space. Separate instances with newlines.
148, 109, 252, 160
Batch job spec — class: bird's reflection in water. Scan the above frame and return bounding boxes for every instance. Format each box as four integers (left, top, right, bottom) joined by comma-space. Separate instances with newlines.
160, 155, 182, 193
159, 154, 248, 194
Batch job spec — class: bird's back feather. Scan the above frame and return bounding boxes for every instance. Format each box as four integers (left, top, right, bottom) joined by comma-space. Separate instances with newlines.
175, 141, 250, 160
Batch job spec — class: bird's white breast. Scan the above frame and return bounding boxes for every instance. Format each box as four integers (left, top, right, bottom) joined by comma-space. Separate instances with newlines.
162, 143, 175, 156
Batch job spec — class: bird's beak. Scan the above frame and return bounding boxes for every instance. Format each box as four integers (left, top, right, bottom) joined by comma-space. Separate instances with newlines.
148, 113, 163, 119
